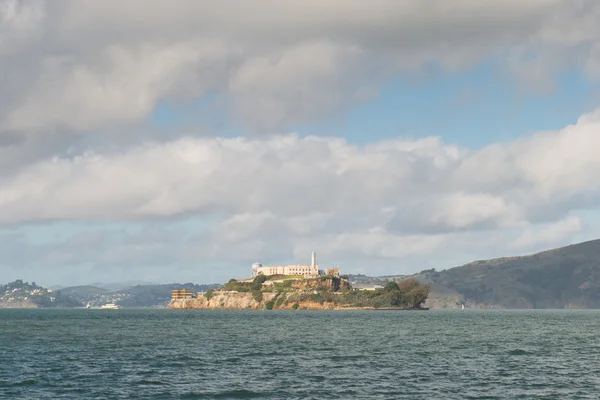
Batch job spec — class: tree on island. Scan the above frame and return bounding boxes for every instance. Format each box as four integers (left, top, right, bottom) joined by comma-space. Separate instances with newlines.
384, 281, 400, 292
398, 279, 431, 308
252, 275, 268, 290
376, 279, 431, 308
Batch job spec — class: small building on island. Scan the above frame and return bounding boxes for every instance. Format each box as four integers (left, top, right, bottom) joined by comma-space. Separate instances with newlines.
171, 289, 195, 300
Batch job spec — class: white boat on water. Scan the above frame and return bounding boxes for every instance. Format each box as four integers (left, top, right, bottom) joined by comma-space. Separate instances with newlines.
100, 303, 120, 310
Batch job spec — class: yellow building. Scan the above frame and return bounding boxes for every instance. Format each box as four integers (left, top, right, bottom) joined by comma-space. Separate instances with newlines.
171, 289, 195, 300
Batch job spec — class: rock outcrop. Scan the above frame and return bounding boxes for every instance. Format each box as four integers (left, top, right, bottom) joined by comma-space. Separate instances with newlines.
169, 291, 340, 310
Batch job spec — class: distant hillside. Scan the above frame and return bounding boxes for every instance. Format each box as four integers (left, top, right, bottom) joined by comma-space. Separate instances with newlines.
409, 239, 600, 308
61, 283, 221, 308
60, 285, 109, 296
85, 281, 159, 291
0, 280, 82, 308
351, 239, 600, 309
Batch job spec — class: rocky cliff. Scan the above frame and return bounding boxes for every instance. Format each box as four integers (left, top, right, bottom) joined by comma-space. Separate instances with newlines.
169, 291, 339, 310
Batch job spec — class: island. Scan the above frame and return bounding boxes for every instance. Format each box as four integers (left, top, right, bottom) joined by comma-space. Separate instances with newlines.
169, 251, 430, 310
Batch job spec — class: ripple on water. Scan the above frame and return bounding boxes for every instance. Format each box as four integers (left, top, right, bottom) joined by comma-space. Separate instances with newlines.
508, 349, 529, 355
1, 309, 600, 399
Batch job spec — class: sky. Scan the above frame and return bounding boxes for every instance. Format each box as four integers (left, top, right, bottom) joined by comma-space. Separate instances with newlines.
2, 0, 600, 286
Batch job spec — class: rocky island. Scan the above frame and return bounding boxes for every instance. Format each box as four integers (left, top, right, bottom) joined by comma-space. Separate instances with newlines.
170, 251, 430, 310
169, 274, 430, 310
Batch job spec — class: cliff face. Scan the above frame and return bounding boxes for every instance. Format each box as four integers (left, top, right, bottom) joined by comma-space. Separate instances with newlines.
0, 299, 37, 308
170, 292, 271, 310
169, 292, 340, 310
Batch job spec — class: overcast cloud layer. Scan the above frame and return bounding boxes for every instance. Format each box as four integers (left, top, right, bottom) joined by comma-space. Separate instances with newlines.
2, 0, 600, 285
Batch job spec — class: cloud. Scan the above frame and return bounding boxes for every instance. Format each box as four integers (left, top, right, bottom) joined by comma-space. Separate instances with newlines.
7, 40, 230, 131
2, 109, 600, 232
3, 0, 592, 135
510, 216, 583, 250
228, 41, 372, 131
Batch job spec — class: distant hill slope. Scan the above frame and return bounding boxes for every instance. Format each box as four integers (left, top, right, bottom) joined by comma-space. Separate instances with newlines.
418, 239, 600, 308
61, 283, 221, 308
351, 239, 600, 309
85, 281, 159, 291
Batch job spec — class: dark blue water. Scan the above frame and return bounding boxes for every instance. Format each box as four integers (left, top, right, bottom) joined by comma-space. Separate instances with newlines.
1, 309, 599, 399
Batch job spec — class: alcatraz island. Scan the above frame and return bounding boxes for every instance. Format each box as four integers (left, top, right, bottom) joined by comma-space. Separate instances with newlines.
169, 251, 430, 310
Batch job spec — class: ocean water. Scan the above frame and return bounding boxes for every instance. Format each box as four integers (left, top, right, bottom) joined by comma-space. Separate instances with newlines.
1, 310, 599, 399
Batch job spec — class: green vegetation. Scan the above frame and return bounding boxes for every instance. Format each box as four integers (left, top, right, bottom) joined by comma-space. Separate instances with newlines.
221, 279, 252, 292
384, 281, 400, 292
273, 280, 296, 292
275, 296, 286, 308
221, 276, 271, 293
265, 300, 275, 310
252, 290, 263, 303
333, 279, 430, 309
265, 275, 303, 281
279, 279, 430, 309
251, 275, 268, 290
204, 289, 215, 300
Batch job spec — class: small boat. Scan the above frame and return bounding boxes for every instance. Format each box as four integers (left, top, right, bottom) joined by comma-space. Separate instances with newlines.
461, 304, 465, 310
86, 303, 92, 309
100, 303, 120, 310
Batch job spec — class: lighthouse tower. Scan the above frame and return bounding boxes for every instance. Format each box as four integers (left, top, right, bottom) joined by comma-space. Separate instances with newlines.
311, 251, 316, 267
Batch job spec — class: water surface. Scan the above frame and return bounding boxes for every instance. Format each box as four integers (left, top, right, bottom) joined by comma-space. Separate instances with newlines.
1, 309, 599, 399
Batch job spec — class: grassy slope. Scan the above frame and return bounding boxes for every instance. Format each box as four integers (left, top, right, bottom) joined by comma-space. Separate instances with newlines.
425, 239, 600, 308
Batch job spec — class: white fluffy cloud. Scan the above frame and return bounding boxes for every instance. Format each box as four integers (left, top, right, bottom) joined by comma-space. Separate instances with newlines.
7, 40, 229, 131
3, 0, 598, 135
2, 109, 600, 234
510, 216, 583, 250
